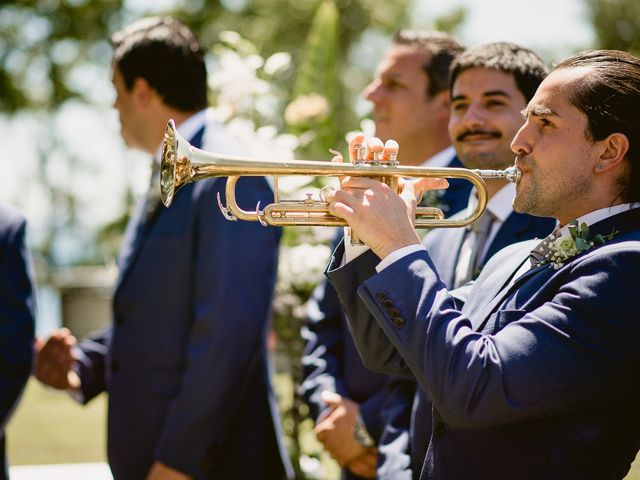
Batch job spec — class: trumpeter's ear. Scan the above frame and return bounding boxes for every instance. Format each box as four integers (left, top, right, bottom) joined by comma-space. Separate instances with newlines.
131, 77, 154, 108
594, 132, 629, 173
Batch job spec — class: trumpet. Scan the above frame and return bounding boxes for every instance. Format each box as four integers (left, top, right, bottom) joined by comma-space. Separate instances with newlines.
160, 119, 521, 228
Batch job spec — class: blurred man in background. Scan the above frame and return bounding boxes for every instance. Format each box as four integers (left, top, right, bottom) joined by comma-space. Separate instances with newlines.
300, 30, 468, 479
35, 16, 291, 480
0, 204, 35, 480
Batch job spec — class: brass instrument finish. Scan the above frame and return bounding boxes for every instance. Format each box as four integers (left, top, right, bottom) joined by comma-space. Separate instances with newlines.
160, 119, 521, 229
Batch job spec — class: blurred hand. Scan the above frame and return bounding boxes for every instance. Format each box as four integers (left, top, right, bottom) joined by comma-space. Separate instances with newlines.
315, 391, 366, 466
146, 461, 191, 480
347, 448, 378, 478
326, 134, 448, 259
34, 328, 80, 390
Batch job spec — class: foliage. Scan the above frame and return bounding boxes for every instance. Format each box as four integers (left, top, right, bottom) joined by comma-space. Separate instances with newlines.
0, 0, 125, 111
431, 6, 467, 33
586, 0, 640, 55
1, 0, 410, 267
272, 241, 333, 479
285, 0, 339, 158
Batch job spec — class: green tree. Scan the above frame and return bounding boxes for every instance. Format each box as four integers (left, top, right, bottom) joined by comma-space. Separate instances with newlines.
586, 0, 640, 54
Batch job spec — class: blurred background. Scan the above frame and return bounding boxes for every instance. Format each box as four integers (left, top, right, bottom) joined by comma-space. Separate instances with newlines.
1, 0, 640, 478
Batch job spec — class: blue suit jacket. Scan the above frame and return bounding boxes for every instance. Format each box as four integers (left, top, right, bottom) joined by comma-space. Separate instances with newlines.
327, 207, 640, 479
377, 211, 554, 479
300, 155, 470, 480
76, 127, 292, 480
0, 205, 35, 480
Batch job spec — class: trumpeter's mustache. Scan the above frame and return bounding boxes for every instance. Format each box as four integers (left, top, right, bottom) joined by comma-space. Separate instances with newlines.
456, 129, 501, 142
514, 154, 534, 172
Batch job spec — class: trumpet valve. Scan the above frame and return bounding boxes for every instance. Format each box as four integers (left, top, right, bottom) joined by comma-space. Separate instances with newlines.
354, 144, 366, 165
304, 193, 314, 205
385, 139, 399, 166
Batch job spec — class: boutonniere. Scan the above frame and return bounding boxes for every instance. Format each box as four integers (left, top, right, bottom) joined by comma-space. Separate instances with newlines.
536, 221, 618, 270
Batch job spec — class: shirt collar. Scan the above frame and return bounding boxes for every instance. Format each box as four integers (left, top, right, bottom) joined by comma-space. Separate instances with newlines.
556, 202, 640, 237
421, 146, 455, 168
467, 182, 516, 223
153, 108, 208, 162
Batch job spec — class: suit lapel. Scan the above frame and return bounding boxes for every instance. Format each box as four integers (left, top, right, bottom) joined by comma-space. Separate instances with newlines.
115, 125, 206, 292
472, 207, 640, 329
483, 212, 530, 262
466, 246, 532, 330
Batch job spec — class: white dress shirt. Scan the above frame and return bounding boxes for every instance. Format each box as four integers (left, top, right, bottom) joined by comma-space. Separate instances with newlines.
379, 202, 640, 273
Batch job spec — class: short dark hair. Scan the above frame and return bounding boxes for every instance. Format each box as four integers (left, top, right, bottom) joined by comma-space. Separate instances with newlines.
111, 16, 207, 112
449, 42, 548, 102
556, 49, 640, 202
393, 30, 464, 97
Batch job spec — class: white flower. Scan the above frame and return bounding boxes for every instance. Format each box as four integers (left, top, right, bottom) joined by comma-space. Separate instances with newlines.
264, 52, 292, 75
209, 49, 273, 116
536, 222, 618, 269
284, 93, 330, 126
278, 244, 331, 290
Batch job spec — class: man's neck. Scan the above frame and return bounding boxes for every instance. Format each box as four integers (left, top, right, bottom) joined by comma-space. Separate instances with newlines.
143, 109, 196, 155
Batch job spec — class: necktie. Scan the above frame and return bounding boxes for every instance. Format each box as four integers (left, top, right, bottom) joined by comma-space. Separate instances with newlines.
453, 210, 495, 288
528, 227, 561, 268
143, 161, 162, 221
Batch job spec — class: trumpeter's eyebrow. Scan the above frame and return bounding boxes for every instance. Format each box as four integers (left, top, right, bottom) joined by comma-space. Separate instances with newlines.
521, 105, 557, 118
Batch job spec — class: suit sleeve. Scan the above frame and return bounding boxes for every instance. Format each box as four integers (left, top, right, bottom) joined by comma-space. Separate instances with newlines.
326, 246, 412, 377
0, 215, 35, 432
76, 327, 111, 403
352, 246, 640, 428
153, 176, 280, 475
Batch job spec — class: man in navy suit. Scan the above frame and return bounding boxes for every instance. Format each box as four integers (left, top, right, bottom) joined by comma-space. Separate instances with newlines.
0, 205, 35, 480
300, 30, 468, 479
34, 17, 292, 480
376, 42, 555, 479
325, 49, 640, 479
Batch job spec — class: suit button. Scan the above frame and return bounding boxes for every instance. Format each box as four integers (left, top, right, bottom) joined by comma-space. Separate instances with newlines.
111, 361, 119, 373
381, 299, 394, 309
376, 291, 388, 301
434, 421, 445, 437
392, 315, 405, 328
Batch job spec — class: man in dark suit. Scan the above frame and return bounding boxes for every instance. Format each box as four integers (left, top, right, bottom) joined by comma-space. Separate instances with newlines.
376, 42, 555, 479
325, 49, 640, 479
34, 17, 292, 480
0, 205, 35, 480
300, 30, 468, 479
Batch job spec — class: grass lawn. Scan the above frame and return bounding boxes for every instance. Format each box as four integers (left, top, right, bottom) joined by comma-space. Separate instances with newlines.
5, 378, 640, 479
6, 379, 107, 465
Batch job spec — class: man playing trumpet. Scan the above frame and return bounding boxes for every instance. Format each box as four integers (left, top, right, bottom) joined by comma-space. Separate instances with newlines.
324, 49, 640, 479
